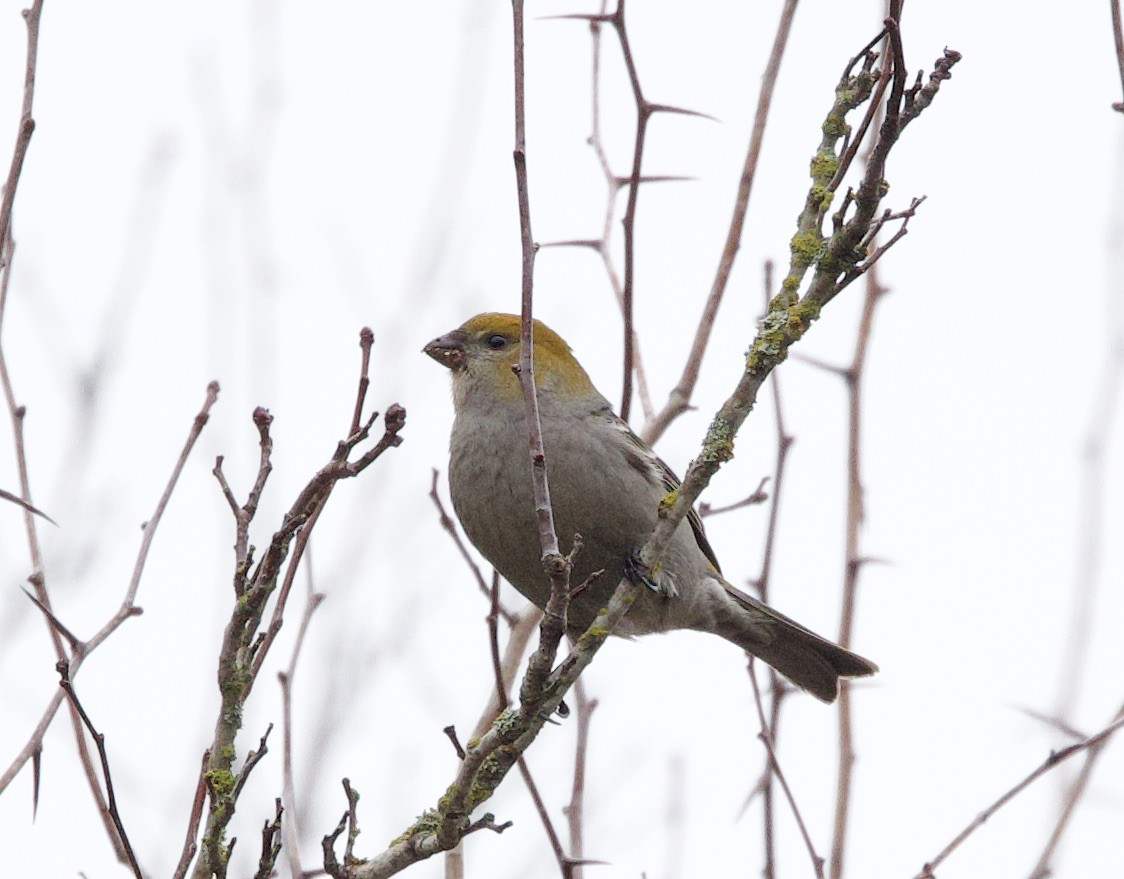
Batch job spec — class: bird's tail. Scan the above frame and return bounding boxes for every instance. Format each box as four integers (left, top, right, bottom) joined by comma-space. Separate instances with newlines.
715, 585, 877, 703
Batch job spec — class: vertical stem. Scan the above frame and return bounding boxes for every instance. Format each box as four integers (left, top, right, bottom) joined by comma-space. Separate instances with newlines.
828, 258, 884, 879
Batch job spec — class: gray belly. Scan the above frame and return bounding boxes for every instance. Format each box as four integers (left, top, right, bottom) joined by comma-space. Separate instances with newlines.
449, 407, 673, 633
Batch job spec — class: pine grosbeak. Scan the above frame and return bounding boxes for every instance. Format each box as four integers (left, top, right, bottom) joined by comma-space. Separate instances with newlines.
425, 313, 876, 702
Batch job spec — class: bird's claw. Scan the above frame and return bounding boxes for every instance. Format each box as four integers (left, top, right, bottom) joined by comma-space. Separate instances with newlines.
625, 549, 676, 596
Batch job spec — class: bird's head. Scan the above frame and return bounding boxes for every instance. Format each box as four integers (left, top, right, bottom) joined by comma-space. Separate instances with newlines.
424, 312, 597, 403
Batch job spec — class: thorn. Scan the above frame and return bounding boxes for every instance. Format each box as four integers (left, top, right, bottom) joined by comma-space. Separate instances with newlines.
647, 103, 719, 122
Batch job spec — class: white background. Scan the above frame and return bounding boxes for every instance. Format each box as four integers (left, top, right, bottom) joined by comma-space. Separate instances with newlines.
0, 1, 1121, 877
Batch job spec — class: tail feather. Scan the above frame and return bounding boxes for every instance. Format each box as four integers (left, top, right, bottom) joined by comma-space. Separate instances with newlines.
717, 587, 878, 703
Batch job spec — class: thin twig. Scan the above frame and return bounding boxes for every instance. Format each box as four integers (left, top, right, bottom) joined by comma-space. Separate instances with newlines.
488, 572, 509, 709
280, 570, 327, 879
56, 660, 144, 879
641, 0, 799, 445
829, 113, 890, 879
511, 0, 573, 719
913, 713, 1124, 879
1033, 128, 1124, 873
563, 679, 598, 879
253, 799, 284, 879
1028, 704, 1124, 878
748, 662, 824, 879
697, 476, 769, 518
0, 2, 122, 834
1113, 0, 1124, 111
172, 751, 212, 879
1, 382, 220, 796
753, 258, 794, 879
192, 334, 404, 879
517, 756, 569, 875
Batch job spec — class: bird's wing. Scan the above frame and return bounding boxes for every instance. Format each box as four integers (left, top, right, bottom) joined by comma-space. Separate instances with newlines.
604, 410, 723, 574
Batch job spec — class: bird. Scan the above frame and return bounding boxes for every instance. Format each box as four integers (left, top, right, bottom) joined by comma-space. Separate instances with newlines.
424, 312, 877, 702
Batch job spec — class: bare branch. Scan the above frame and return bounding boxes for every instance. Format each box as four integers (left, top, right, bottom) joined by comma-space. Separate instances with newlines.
1, 381, 219, 799
748, 662, 824, 879
913, 712, 1124, 879
56, 660, 144, 879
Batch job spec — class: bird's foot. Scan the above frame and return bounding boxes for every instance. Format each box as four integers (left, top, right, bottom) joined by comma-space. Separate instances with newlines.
625, 549, 678, 597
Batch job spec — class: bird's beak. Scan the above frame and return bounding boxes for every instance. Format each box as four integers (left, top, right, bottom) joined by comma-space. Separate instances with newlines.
423, 328, 468, 371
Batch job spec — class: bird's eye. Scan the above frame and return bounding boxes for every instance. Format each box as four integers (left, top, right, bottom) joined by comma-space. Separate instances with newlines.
487, 334, 508, 350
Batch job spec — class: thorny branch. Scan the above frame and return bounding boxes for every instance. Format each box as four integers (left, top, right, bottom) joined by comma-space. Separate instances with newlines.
540, 0, 657, 422
546, 2, 711, 423
0, 1, 133, 847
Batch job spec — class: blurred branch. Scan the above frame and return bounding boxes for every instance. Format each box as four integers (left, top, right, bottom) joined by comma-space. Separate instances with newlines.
641, 0, 799, 445
188, 332, 405, 879
1029, 702, 1124, 878
279, 565, 327, 879
1033, 127, 1124, 876
563, 679, 598, 879
914, 712, 1124, 879
828, 249, 886, 879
